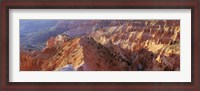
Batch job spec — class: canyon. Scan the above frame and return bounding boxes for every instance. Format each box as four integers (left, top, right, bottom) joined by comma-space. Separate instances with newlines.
20, 20, 180, 71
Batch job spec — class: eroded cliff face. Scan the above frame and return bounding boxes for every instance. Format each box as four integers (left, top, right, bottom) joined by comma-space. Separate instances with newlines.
20, 20, 180, 71
87, 20, 180, 70
20, 35, 84, 71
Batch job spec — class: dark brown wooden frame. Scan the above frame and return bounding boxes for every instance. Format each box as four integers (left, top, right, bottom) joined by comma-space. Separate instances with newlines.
0, 0, 199, 91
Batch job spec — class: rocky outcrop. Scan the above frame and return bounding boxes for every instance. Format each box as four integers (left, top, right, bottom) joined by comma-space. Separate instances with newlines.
87, 20, 180, 70
20, 34, 84, 71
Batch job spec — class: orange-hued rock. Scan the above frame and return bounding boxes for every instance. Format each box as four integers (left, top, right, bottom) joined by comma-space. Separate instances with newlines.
86, 20, 180, 70
20, 34, 84, 71
20, 20, 180, 71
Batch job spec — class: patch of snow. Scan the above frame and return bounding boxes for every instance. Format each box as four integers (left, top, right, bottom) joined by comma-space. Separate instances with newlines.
59, 64, 75, 71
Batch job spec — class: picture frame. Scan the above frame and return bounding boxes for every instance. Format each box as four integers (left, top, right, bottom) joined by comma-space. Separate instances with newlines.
0, 0, 199, 91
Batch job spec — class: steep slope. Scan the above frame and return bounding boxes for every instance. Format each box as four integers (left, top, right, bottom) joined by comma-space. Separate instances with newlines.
20, 35, 84, 71
88, 20, 180, 70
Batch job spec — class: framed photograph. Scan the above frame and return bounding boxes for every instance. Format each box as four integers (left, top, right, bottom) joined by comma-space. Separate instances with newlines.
0, 0, 199, 91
